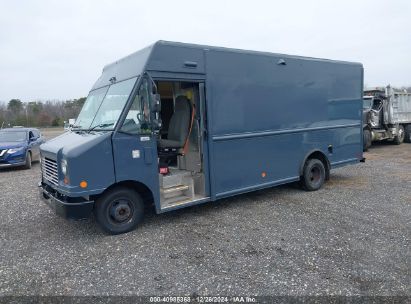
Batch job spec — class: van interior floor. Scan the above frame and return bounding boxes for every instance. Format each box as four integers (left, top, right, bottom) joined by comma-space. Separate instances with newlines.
159, 168, 205, 209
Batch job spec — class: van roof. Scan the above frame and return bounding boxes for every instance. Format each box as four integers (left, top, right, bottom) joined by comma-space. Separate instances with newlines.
93, 40, 362, 90
105, 40, 362, 70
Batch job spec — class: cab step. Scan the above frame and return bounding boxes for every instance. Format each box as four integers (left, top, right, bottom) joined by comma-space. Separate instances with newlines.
160, 182, 195, 206
161, 185, 189, 194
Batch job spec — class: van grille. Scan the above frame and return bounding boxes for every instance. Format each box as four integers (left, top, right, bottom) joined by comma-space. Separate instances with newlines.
42, 157, 59, 186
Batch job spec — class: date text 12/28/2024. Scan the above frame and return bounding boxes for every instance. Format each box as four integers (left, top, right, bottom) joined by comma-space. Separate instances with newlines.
149, 296, 257, 303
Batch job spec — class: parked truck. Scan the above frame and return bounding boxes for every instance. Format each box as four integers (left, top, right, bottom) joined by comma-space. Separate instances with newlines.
39, 41, 364, 234
362, 86, 411, 149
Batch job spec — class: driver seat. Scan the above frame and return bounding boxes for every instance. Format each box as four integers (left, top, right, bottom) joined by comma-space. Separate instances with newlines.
158, 95, 192, 153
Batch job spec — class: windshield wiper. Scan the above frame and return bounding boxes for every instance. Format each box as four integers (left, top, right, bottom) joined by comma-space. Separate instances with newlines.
88, 123, 114, 133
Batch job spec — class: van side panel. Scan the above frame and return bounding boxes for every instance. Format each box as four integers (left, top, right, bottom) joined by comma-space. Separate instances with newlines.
205, 50, 362, 198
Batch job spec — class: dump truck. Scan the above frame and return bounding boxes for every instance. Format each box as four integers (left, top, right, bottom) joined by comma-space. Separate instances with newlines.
363, 86, 411, 149
39, 41, 364, 234
63, 118, 76, 131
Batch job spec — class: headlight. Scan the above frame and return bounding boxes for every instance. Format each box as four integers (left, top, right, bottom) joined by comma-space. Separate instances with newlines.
61, 159, 67, 175
7, 147, 25, 154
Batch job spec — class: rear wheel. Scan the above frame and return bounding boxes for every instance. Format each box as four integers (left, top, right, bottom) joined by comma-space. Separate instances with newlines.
301, 158, 326, 191
94, 187, 144, 235
404, 125, 411, 143
393, 125, 405, 145
24, 152, 32, 170
363, 129, 372, 151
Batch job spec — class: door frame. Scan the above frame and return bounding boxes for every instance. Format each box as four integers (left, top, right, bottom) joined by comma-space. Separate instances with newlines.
152, 74, 211, 207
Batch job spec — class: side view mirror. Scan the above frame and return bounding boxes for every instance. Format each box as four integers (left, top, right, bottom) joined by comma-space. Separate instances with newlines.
151, 93, 161, 112
150, 93, 162, 131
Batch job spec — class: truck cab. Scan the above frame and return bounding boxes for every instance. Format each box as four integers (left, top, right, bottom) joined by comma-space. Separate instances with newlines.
40, 75, 209, 234
40, 44, 211, 234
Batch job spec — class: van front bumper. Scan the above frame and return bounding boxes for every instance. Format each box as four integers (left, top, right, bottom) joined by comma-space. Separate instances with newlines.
38, 182, 94, 220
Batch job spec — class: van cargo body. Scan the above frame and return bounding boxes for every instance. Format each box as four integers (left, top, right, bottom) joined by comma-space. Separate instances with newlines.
39, 41, 364, 234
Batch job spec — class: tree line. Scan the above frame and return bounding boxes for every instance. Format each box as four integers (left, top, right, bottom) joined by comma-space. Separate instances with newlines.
0, 98, 86, 128
1, 85, 410, 129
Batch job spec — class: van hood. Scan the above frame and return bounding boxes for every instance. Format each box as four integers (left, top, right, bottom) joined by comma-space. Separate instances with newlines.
39, 130, 115, 196
40, 131, 112, 159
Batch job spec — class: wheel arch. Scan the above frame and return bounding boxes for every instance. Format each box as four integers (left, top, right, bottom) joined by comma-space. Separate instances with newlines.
299, 150, 330, 180
92, 180, 154, 209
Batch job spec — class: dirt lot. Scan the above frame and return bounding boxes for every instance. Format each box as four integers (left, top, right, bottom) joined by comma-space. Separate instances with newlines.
39, 128, 65, 140
0, 139, 410, 297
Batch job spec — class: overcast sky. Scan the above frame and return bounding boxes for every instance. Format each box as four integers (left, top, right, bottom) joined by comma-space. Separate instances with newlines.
0, 0, 410, 102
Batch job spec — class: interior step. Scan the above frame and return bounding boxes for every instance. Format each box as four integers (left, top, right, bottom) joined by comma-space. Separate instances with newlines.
161, 195, 193, 206
161, 184, 189, 195
159, 169, 191, 189
160, 182, 194, 206
161, 195, 210, 211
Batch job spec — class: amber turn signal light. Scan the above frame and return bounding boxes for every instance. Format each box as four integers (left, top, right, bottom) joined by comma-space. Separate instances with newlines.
79, 180, 88, 188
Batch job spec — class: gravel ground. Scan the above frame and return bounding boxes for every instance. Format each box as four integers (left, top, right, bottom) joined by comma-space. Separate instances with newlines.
0, 142, 410, 297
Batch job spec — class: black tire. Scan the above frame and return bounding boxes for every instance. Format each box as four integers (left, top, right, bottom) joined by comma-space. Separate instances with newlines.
393, 125, 405, 145
404, 125, 411, 143
363, 129, 372, 151
94, 187, 144, 235
24, 152, 32, 170
301, 158, 326, 191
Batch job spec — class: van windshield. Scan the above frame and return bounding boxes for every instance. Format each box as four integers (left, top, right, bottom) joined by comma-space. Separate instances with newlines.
74, 77, 137, 131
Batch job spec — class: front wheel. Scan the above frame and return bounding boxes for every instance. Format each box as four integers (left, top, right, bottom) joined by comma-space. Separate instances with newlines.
301, 159, 326, 191
393, 125, 405, 145
94, 187, 144, 234
363, 129, 372, 151
24, 152, 32, 170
